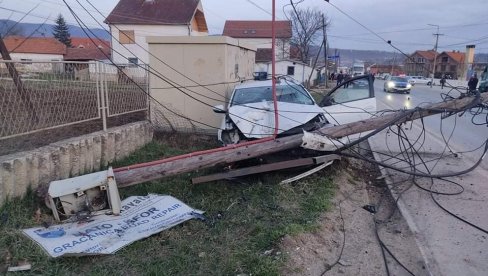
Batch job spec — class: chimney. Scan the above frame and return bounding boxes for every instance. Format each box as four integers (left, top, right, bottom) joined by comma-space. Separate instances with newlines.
463, 45, 475, 80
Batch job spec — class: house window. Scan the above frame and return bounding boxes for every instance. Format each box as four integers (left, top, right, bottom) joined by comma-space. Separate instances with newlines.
441, 57, 448, 63
417, 57, 425, 63
441, 65, 446, 72
287, 66, 295, 76
450, 65, 456, 72
128, 57, 138, 65
20, 58, 32, 64
119, 30, 135, 44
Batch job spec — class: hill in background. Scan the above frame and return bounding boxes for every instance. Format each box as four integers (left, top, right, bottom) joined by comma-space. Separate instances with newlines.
0, 19, 110, 41
1, 20, 486, 65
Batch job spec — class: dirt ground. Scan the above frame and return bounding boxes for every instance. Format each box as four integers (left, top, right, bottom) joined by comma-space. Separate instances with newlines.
279, 157, 430, 276
0, 111, 146, 156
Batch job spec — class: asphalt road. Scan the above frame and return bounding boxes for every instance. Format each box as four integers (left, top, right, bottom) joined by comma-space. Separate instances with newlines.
369, 80, 488, 275
373, 79, 488, 168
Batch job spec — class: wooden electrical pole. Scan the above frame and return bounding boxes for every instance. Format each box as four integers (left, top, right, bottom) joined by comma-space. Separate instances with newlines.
114, 93, 488, 187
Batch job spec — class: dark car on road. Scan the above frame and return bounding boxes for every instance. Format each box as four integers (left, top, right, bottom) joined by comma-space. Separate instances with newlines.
384, 76, 412, 94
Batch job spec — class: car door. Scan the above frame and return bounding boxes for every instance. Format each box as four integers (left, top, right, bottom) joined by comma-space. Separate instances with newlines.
319, 74, 376, 126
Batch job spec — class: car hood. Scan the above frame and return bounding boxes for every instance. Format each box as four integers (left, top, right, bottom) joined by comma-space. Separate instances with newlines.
228, 101, 324, 139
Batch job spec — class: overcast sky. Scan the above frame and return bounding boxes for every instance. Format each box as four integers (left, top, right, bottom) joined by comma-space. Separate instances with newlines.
1, 0, 488, 53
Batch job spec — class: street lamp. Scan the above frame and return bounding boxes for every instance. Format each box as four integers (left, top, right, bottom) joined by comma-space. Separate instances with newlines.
428, 24, 440, 88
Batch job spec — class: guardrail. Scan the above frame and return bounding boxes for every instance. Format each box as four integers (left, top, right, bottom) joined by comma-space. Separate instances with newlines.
0, 60, 149, 140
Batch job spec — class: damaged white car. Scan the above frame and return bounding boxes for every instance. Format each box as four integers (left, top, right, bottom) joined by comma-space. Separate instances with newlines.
214, 75, 376, 145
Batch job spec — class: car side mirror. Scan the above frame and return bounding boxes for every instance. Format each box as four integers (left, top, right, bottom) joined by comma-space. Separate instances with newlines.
213, 104, 226, 114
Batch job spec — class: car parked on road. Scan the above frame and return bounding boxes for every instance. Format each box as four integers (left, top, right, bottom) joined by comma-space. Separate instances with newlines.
214, 75, 376, 145
407, 76, 430, 85
384, 76, 412, 94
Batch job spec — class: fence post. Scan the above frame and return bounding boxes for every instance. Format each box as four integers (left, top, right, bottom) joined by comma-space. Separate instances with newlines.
146, 64, 151, 123
99, 62, 107, 131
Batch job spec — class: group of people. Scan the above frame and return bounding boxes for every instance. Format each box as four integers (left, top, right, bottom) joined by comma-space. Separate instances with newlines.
427, 74, 478, 92
330, 71, 351, 86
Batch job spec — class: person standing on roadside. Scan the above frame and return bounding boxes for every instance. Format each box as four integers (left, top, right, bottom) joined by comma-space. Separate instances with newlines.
440, 76, 446, 89
468, 73, 479, 93
337, 71, 344, 86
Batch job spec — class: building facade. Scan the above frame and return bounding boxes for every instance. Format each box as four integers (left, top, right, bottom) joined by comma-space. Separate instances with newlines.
105, 0, 208, 65
404, 50, 437, 77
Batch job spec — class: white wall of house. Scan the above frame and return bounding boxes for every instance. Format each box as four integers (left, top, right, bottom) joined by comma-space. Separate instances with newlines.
237, 38, 290, 59
255, 60, 315, 86
9, 53, 64, 61
8, 53, 65, 72
110, 24, 208, 65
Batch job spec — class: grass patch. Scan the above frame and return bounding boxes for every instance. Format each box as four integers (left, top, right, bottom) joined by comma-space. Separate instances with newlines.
0, 136, 336, 275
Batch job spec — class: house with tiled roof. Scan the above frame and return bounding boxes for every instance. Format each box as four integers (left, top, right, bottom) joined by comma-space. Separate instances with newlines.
404, 50, 438, 77
229, 22, 315, 86
64, 38, 111, 61
2, 36, 66, 62
105, 0, 208, 65
436, 50, 466, 79
71, 38, 110, 51
223, 20, 292, 60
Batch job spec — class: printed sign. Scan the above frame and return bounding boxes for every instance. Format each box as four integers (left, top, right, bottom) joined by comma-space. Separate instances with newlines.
23, 194, 204, 257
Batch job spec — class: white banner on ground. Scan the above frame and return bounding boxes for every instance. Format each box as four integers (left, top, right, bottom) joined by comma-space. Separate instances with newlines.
23, 194, 204, 258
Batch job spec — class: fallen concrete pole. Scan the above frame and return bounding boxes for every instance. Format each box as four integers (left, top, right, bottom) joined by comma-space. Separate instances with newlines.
114, 93, 488, 187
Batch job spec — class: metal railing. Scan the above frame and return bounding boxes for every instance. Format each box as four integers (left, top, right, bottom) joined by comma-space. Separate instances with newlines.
0, 60, 148, 140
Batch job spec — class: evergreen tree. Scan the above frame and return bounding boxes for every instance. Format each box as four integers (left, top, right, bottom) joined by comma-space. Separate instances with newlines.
52, 14, 72, 47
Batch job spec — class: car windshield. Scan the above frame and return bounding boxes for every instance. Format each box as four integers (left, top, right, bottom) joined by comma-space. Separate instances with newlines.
231, 84, 315, 106
391, 77, 408, 82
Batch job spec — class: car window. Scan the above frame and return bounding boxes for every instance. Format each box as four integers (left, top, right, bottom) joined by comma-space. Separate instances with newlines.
231, 84, 315, 106
391, 77, 408, 82
329, 79, 370, 104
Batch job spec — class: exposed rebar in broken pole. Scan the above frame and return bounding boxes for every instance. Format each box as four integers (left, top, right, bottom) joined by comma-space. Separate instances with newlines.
114, 93, 488, 187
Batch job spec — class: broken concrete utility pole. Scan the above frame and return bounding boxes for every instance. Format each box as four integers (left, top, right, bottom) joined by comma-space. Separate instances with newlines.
114, 93, 488, 187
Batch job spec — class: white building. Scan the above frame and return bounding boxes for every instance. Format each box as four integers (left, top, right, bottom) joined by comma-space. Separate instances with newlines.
223, 20, 292, 60
2, 36, 66, 72
105, 0, 209, 65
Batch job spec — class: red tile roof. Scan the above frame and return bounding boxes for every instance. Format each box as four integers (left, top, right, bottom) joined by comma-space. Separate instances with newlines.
223, 20, 292, 39
105, 0, 200, 25
71, 37, 110, 50
3, 36, 66, 55
64, 48, 111, 61
413, 50, 438, 61
444, 51, 465, 63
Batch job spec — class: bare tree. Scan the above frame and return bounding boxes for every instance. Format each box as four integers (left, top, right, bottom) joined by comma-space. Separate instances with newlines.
289, 7, 329, 63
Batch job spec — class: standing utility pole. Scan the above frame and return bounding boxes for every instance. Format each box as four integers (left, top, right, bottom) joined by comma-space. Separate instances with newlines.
390, 53, 396, 76
428, 24, 443, 88
322, 15, 328, 88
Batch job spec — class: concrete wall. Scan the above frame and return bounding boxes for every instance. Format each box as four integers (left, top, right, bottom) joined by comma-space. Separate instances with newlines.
0, 121, 153, 205
147, 36, 256, 132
